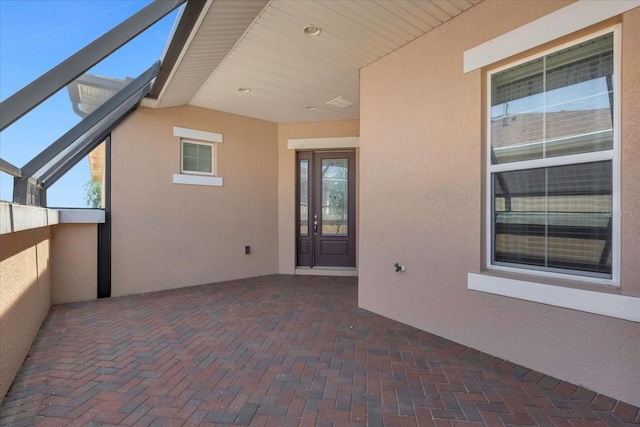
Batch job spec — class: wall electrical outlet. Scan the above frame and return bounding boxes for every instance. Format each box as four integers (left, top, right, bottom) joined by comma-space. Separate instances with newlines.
245, 246, 250, 254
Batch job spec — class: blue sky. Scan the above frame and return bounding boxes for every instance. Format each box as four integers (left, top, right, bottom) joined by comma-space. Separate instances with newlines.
0, 0, 179, 207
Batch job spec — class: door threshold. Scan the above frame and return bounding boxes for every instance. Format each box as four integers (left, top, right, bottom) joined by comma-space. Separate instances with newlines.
295, 267, 358, 277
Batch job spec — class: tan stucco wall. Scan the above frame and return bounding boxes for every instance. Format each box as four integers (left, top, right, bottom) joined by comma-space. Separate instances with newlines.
621, 8, 640, 290
110, 106, 279, 296
0, 227, 51, 404
277, 120, 360, 274
51, 224, 97, 304
359, 0, 640, 406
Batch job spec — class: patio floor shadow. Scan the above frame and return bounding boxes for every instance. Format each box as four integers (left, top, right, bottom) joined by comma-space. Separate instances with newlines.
1, 274, 638, 426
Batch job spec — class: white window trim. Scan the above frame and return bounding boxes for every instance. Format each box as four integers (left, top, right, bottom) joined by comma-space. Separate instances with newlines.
181, 139, 215, 176
463, 0, 639, 73
173, 126, 223, 143
288, 136, 359, 150
484, 25, 620, 286
173, 126, 224, 187
468, 273, 640, 323
172, 174, 223, 187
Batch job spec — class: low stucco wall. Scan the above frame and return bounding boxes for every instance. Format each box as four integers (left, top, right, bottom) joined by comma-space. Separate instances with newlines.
110, 106, 280, 296
359, 0, 640, 406
0, 227, 51, 404
51, 223, 97, 304
277, 120, 360, 274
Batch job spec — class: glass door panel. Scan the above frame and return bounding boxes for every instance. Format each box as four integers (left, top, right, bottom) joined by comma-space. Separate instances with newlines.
299, 159, 308, 236
321, 159, 348, 236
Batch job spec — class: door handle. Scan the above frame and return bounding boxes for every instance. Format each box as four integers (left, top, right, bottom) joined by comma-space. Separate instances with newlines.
313, 220, 318, 235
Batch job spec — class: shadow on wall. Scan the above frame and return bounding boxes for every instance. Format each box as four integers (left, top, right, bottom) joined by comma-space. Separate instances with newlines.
0, 228, 52, 404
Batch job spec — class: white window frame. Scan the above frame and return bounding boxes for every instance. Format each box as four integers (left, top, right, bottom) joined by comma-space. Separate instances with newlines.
172, 126, 223, 187
181, 139, 215, 176
485, 25, 621, 286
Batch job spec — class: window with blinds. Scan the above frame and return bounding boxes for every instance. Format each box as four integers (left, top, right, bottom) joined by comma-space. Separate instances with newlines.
181, 140, 214, 175
487, 30, 618, 281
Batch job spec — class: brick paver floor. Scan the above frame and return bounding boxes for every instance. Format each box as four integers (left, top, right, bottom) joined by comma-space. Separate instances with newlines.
1, 275, 638, 426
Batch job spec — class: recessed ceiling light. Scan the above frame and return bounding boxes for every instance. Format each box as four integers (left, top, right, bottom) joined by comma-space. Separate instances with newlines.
303, 26, 321, 37
238, 87, 251, 93
306, 106, 317, 111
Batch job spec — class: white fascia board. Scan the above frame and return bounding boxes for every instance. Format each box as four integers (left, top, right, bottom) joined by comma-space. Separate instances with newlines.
174, 126, 223, 143
58, 209, 105, 224
463, 0, 640, 73
287, 136, 359, 150
173, 174, 223, 186
468, 272, 640, 322
153, 1, 214, 104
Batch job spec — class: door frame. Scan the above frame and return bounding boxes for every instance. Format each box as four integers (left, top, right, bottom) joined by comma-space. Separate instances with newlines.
296, 149, 356, 268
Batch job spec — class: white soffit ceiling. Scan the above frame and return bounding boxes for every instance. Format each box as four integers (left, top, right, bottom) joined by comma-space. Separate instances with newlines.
144, 0, 270, 109
152, 0, 481, 123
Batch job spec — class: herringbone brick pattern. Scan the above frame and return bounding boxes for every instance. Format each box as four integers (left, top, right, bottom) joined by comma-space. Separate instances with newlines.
1, 275, 638, 426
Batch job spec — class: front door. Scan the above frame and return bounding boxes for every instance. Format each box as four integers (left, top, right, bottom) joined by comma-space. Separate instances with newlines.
297, 150, 356, 268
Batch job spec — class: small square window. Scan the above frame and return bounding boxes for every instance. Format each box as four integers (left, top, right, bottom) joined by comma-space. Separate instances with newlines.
181, 140, 214, 175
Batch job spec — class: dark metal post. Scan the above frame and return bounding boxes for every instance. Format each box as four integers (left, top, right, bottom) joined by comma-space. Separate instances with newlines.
13, 177, 45, 206
97, 136, 112, 298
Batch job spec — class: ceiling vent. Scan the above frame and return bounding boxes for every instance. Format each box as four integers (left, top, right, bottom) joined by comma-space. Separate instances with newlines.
326, 96, 354, 108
